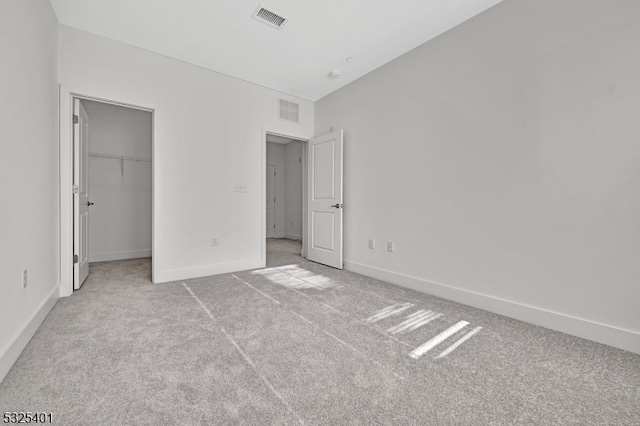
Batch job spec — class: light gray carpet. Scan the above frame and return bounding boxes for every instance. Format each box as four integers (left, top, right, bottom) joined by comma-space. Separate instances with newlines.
1, 239, 639, 425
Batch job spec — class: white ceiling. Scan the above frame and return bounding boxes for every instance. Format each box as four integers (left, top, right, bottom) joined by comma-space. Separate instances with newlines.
49, 0, 503, 101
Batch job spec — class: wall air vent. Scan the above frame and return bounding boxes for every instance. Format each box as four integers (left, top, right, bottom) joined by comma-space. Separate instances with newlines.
279, 99, 299, 123
253, 4, 289, 30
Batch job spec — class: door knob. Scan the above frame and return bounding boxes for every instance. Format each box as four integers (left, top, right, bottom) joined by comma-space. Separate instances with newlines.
330, 203, 342, 208
87, 202, 94, 206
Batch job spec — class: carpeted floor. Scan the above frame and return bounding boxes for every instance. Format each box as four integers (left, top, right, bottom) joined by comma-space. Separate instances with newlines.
1, 238, 639, 425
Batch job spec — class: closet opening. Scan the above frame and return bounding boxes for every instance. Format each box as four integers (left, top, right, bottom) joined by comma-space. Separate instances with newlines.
72, 98, 153, 290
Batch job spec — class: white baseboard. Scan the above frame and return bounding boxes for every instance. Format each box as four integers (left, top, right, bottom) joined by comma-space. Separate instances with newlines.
155, 258, 264, 283
344, 260, 640, 355
0, 285, 59, 384
284, 233, 302, 241
89, 249, 152, 262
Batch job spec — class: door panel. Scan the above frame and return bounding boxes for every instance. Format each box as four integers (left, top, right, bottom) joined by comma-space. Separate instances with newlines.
311, 211, 335, 251
73, 99, 90, 290
312, 141, 335, 199
307, 130, 343, 268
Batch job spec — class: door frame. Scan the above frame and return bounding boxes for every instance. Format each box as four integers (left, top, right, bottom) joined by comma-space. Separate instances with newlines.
59, 86, 155, 297
261, 130, 308, 266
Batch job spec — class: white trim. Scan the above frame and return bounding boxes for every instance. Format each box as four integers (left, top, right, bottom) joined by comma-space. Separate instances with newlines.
59, 86, 156, 297
89, 250, 152, 263
0, 285, 59, 383
59, 86, 73, 297
343, 260, 640, 355
154, 258, 263, 283
261, 127, 267, 269
301, 142, 308, 259
266, 131, 307, 142
284, 233, 302, 241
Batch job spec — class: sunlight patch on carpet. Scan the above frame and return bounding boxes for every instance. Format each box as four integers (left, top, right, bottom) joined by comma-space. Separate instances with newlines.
251, 264, 338, 290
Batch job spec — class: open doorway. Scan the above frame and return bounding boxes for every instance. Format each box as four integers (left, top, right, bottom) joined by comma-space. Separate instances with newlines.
265, 133, 306, 265
262, 129, 345, 270
72, 98, 153, 290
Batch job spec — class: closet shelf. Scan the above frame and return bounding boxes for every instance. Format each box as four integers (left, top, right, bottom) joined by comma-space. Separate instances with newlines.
88, 152, 151, 175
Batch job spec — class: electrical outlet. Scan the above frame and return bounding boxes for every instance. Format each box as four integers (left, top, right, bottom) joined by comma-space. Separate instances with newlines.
234, 184, 247, 193
387, 242, 395, 253
368, 239, 375, 250
211, 237, 219, 247
22, 269, 27, 289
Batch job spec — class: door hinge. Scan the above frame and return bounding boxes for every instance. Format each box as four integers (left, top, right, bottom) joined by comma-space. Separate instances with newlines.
72, 185, 79, 194
73, 254, 78, 264
73, 115, 79, 124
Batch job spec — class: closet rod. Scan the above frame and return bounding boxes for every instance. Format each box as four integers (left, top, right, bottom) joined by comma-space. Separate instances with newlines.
88, 152, 151, 163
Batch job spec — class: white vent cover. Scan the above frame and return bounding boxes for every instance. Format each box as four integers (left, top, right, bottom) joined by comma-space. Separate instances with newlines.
279, 99, 299, 123
253, 5, 289, 30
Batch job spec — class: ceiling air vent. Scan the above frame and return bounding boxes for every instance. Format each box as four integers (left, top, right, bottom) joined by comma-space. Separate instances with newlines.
253, 4, 289, 30
279, 99, 299, 123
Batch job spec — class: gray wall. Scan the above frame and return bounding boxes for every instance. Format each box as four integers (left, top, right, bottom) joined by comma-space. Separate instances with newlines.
0, 0, 59, 380
266, 142, 286, 238
82, 100, 152, 262
284, 141, 303, 240
59, 25, 314, 284
315, 0, 640, 352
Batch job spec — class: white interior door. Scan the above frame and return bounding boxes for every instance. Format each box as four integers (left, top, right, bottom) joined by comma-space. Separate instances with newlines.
307, 129, 343, 268
266, 164, 276, 238
73, 99, 90, 290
